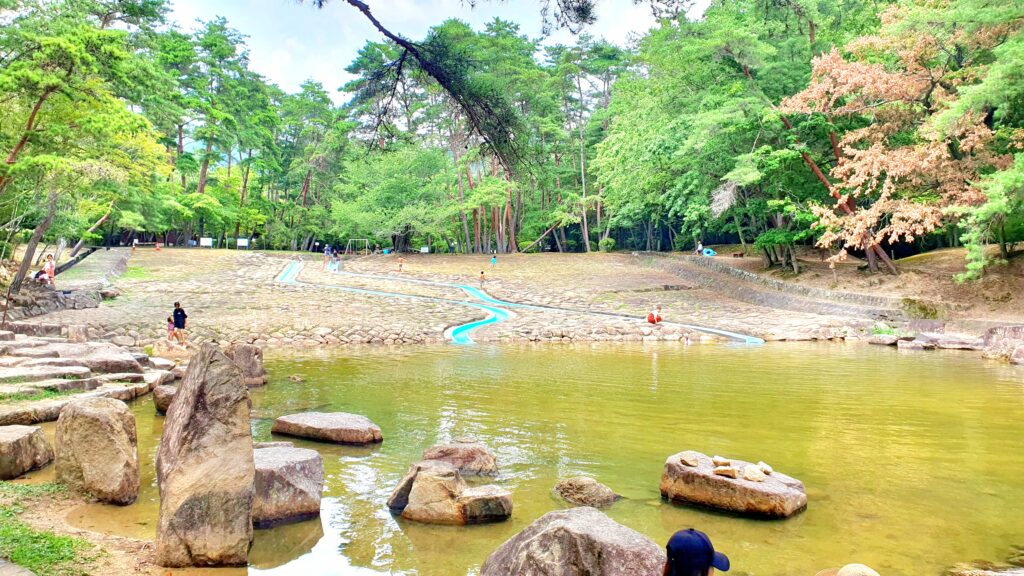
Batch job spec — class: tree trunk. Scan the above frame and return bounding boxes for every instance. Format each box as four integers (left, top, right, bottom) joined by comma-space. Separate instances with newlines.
12, 188, 58, 293
0, 86, 58, 193
177, 124, 187, 192
234, 148, 253, 240
70, 200, 115, 257
196, 140, 214, 195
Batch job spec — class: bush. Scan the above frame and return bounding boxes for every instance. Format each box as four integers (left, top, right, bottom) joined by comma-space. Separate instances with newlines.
598, 237, 615, 252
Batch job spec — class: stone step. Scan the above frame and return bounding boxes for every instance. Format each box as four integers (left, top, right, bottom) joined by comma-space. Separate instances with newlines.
24, 377, 104, 392
0, 558, 37, 576
0, 365, 92, 384
96, 372, 145, 384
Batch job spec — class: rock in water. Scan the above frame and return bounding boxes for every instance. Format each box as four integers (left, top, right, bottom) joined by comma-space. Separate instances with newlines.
660, 450, 806, 518
554, 477, 619, 507
0, 425, 54, 480
152, 385, 176, 414
226, 344, 267, 387
480, 507, 664, 576
387, 460, 512, 525
272, 412, 382, 445
422, 439, 497, 475
156, 344, 254, 567
54, 397, 139, 504
253, 446, 324, 528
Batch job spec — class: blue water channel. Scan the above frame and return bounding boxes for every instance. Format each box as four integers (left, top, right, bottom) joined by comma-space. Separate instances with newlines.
275, 260, 763, 345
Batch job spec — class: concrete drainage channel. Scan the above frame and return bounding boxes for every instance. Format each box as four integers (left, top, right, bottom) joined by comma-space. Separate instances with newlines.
276, 260, 764, 346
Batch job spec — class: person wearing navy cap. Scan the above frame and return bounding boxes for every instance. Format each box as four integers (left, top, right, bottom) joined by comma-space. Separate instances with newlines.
664, 528, 730, 576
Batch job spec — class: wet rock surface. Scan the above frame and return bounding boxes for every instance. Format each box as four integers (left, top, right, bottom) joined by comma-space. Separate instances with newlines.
156, 344, 254, 567
422, 439, 497, 475
0, 425, 53, 480
272, 412, 382, 445
480, 507, 664, 576
554, 476, 618, 507
387, 460, 512, 525
660, 450, 807, 518
253, 445, 324, 527
54, 397, 139, 504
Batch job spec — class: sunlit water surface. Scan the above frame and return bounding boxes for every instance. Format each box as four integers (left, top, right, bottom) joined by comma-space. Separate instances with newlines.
32, 342, 1024, 575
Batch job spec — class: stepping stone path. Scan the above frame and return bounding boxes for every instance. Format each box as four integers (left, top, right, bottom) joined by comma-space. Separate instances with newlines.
253, 445, 324, 527
272, 412, 382, 445
660, 450, 807, 518
554, 476, 619, 508
0, 559, 36, 576
422, 438, 497, 476
480, 507, 664, 576
0, 425, 54, 480
387, 460, 512, 525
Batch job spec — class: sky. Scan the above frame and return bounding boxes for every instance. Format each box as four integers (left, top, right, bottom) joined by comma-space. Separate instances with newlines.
168, 0, 711, 104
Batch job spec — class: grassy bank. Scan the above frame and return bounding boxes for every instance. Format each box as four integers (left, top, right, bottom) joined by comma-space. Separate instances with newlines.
0, 482, 93, 576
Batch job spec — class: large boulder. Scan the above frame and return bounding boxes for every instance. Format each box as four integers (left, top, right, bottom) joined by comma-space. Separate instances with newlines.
54, 397, 139, 504
554, 476, 618, 507
272, 412, 382, 445
155, 343, 254, 567
422, 439, 497, 475
480, 507, 664, 576
253, 446, 324, 528
152, 385, 177, 414
387, 460, 511, 525
660, 450, 806, 518
0, 425, 54, 480
226, 344, 267, 387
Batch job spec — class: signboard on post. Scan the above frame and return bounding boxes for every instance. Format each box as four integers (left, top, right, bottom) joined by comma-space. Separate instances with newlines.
199, 237, 214, 248
236, 238, 249, 248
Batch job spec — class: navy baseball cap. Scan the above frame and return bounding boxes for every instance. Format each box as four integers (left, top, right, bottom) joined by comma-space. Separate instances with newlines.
666, 529, 730, 572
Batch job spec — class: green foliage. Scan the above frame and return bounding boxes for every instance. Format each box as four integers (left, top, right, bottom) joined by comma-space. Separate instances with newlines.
598, 237, 615, 252
0, 481, 88, 576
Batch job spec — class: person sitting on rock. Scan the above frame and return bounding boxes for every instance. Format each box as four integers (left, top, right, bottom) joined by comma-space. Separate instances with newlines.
664, 528, 730, 576
647, 305, 663, 325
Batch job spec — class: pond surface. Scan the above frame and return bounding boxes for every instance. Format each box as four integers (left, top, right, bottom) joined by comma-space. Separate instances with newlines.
46, 342, 1024, 575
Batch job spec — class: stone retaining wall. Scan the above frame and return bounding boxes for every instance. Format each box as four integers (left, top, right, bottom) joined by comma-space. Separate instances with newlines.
647, 254, 906, 320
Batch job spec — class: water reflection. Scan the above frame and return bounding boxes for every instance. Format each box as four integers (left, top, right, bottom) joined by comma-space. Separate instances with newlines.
22, 342, 1024, 575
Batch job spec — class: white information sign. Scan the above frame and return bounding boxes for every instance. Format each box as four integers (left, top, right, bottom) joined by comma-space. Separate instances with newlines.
199, 237, 214, 248
236, 238, 250, 248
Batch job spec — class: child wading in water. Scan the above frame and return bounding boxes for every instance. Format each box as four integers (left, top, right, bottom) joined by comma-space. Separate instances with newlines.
479, 270, 486, 287
397, 255, 405, 273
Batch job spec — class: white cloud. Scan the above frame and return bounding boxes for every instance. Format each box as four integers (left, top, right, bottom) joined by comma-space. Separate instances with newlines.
167, 0, 707, 104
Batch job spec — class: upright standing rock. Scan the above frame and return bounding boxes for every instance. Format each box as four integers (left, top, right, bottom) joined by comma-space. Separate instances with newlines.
155, 344, 254, 567
54, 397, 139, 504
480, 507, 664, 576
226, 343, 267, 387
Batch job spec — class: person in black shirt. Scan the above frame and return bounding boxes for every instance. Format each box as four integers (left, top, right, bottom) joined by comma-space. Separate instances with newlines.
172, 302, 188, 346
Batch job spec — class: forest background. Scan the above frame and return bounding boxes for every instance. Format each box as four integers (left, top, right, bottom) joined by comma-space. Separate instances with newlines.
1, 0, 1022, 293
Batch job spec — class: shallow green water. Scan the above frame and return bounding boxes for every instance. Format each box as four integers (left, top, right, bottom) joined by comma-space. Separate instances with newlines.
56, 343, 1024, 575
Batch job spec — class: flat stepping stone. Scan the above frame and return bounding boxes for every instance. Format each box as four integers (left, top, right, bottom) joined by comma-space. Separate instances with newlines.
152, 385, 176, 414
253, 446, 324, 527
0, 365, 92, 384
272, 412, 382, 445
0, 425, 54, 480
660, 450, 807, 518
